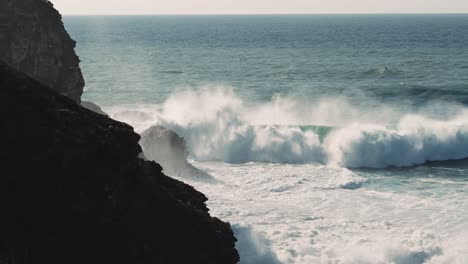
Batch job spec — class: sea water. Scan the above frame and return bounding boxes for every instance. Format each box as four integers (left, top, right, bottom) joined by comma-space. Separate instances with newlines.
65, 15, 468, 263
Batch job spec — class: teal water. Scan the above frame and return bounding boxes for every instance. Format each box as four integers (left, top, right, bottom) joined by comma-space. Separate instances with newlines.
65, 15, 468, 106
64, 15, 468, 263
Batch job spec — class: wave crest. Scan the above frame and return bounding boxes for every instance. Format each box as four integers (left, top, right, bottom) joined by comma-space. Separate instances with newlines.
107, 87, 468, 169
326, 115, 468, 168
160, 111, 325, 164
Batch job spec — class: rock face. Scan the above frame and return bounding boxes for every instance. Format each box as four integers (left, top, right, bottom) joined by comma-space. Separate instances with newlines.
0, 61, 239, 263
81, 100, 108, 116
0, 0, 84, 102
140, 126, 214, 180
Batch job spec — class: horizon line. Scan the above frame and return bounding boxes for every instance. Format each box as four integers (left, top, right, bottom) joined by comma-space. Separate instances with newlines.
62, 12, 468, 16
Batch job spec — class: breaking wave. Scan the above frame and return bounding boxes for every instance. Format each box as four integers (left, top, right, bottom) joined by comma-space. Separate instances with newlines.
107, 86, 468, 169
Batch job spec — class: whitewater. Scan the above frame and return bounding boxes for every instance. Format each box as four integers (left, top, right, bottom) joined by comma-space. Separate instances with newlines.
107, 87, 468, 169
65, 15, 468, 264
105, 87, 468, 264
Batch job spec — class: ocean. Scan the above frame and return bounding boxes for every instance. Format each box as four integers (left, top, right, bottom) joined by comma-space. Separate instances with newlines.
64, 15, 468, 263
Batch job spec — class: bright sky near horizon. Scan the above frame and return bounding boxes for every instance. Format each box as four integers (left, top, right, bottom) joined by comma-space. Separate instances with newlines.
50, 0, 468, 15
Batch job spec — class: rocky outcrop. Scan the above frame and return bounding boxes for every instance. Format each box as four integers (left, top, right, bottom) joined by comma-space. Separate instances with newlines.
0, 61, 239, 263
140, 126, 214, 181
0, 0, 84, 102
81, 100, 108, 116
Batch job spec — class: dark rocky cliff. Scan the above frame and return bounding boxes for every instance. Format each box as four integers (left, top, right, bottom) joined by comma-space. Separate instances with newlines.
0, 61, 239, 263
0, 0, 84, 101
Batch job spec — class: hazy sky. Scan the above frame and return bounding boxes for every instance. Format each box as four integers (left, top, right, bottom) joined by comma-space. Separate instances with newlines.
50, 0, 468, 15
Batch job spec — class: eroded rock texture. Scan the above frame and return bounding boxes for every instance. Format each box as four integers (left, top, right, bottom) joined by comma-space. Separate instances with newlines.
0, 0, 84, 101
0, 61, 239, 264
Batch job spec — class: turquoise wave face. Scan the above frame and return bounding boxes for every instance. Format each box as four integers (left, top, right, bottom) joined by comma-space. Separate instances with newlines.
251, 125, 334, 143
299, 125, 335, 142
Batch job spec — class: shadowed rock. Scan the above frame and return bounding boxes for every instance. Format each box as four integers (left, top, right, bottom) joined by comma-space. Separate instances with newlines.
140, 125, 215, 181
0, 0, 84, 102
81, 100, 108, 116
0, 61, 239, 263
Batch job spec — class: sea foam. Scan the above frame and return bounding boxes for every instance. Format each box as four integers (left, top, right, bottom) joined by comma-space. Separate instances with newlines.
107, 86, 468, 169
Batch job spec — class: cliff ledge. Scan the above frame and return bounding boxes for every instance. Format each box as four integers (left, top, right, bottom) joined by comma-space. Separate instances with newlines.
0, 0, 84, 101
0, 60, 239, 263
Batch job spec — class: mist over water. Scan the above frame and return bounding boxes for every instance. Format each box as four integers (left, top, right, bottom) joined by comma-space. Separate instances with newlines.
106, 86, 468, 168
65, 15, 468, 263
